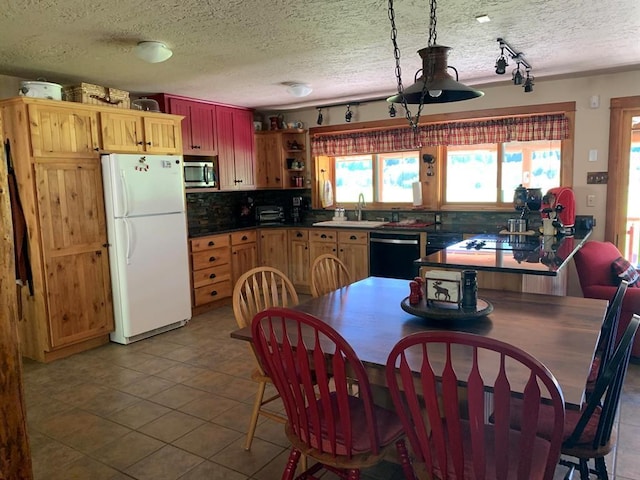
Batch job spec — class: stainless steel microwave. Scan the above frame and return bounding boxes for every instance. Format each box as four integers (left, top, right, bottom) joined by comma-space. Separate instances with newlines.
184, 160, 216, 188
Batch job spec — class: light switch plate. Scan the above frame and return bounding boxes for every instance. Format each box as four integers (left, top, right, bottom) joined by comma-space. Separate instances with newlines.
587, 172, 608, 184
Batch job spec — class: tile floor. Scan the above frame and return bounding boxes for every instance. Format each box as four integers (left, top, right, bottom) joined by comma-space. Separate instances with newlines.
22, 303, 640, 479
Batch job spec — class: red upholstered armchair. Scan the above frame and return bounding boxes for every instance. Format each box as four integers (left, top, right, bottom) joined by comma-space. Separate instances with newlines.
574, 241, 640, 357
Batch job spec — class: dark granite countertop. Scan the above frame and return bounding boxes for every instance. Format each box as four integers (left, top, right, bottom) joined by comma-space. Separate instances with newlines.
414, 230, 593, 276
188, 221, 508, 238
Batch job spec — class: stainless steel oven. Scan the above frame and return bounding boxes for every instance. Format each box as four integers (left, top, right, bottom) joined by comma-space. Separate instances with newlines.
184, 160, 216, 188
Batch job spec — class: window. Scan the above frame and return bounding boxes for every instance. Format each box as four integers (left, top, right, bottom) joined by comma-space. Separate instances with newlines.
334, 151, 419, 204
445, 139, 562, 204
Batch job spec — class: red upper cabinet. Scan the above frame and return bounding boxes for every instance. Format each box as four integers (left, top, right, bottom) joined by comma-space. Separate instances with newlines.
216, 106, 255, 190
151, 94, 218, 156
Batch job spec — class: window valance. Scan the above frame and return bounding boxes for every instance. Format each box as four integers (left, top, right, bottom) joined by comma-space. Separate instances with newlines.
311, 113, 570, 156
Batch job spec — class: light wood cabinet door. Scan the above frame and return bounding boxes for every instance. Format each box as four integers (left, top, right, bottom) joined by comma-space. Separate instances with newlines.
259, 229, 289, 274
338, 243, 369, 282
289, 239, 310, 287
255, 133, 283, 188
28, 104, 100, 157
143, 115, 181, 154
232, 242, 258, 283
309, 242, 337, 263
35, 159, 113, 348
100, 111, 144, 152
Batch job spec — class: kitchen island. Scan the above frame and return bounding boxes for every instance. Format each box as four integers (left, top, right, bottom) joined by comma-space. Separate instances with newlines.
415, 230, 593, 296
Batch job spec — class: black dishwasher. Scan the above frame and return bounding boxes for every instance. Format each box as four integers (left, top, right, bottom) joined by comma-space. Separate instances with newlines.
369, 232, 421, 280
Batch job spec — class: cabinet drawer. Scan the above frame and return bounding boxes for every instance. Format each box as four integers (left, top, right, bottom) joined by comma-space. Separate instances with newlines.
193, 281, 232, 306
231, 230, 257, 245
192, 264, 231, 288
191, 234, 230, 252
289, 229, 308, 241
192, 247, 231, 270
310, 229, 337, 243
338, 230, 368, 245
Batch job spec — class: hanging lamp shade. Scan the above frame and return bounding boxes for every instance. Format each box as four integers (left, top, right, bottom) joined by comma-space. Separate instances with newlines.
387, 45, 483, 104
134, 41, 173, 63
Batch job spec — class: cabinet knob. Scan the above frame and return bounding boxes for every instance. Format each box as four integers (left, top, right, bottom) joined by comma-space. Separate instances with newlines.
320, 234, 327, 239
296, 232, 303, 238
208, 241, 215, 246
210, 290, 218, 297
93, 147, 100, 152
209, 273, 216, 279
350, 235, 357, 240
146, 141, 152, 146
137, 141, 144, 145
209, 256, 216, 262
241, 235, 248, 241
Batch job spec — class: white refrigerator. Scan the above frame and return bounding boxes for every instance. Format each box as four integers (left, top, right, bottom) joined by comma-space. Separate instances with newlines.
101, 153, 191, 344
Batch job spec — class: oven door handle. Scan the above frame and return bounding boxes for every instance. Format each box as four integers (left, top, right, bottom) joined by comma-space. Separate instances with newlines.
370, 238, 419, 245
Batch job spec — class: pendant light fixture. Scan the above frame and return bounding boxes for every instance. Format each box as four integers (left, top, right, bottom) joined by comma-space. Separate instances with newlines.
387, 0, 483, 130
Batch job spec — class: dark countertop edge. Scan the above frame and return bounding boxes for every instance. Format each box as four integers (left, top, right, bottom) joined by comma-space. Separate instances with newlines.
188, 222, 524, 238
414, 229, 593, 276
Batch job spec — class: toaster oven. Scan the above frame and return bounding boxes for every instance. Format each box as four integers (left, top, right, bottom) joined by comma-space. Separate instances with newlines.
256, 205, 285, 225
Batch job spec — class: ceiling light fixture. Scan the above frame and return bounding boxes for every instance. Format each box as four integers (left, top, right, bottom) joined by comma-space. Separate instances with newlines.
134, 41, 173, 63
475, 14, 491, 23
345, 104, 353, 123
388, 103, 397, 118
495, 38, 533, 92
317, 108, 324, 125
387, 0, 484, 133
495, 42, 508, 74
285, 83, 313, 98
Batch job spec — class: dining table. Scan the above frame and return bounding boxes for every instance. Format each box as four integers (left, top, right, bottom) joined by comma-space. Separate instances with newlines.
230, 276, 608, 409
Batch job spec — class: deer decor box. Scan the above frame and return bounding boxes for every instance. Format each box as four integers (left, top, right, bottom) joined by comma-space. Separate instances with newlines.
425, 270, 461, 306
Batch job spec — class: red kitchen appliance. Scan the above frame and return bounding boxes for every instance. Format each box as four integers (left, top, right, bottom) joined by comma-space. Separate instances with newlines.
542, 187, 576, 233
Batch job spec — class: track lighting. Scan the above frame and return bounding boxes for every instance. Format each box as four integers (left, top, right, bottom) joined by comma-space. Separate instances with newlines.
345, 104, 353, 123
496, 38, 533, 93
388, 103, 397, 118
317, 108, 323, 125
523, 70, 534, 93
495, 42, 508, 75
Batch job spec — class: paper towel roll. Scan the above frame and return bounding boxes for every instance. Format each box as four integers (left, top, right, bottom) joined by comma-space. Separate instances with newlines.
412, 182, 422, 206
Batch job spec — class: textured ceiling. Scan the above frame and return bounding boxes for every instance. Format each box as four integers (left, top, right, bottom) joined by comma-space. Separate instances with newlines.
1, 0, 639, 110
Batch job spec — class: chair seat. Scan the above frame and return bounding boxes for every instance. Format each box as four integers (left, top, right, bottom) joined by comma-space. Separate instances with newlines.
505, 398, 602, 445
304, 393, 405, 455
430, 420, 553, 480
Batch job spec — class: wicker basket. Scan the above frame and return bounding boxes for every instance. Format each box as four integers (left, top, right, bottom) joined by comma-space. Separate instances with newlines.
63, 83, 130, 109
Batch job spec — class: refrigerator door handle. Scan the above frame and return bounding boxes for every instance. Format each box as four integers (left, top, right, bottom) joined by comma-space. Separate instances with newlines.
123, 218, 133, 265
120, 170, 130, 217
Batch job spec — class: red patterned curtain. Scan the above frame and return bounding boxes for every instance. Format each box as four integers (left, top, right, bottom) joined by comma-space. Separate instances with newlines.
311, 114, 570, 156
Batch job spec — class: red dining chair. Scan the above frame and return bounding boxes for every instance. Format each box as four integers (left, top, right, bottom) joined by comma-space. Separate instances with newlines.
386, 331, 566, 480
251, 307, 411, 480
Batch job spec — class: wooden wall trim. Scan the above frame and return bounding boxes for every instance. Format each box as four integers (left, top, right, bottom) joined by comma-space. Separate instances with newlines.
0, 112, 34, 479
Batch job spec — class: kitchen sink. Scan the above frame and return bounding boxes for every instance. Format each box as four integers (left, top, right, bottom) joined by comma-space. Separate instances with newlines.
312, 220, 387, 228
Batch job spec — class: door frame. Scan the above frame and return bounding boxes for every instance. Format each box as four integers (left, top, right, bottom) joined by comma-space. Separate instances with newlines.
606, 96, 640, 249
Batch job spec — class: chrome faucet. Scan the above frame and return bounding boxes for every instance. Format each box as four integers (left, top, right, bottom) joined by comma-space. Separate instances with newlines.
356, 193, 366, 221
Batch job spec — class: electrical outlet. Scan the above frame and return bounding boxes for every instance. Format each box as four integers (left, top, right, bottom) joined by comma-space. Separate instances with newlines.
587, 172, 609, 184
587, 194, 596, 207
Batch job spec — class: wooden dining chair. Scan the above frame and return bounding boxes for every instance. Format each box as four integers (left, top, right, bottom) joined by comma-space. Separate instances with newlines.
585, 280, 629, 393
386, 331, 566, 480
232, 266, 299, 451
251, 307, 411, 480
310, 253, 353, 297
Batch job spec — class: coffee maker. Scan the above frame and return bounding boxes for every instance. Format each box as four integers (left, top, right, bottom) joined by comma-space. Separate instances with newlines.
292, 196, 303, 223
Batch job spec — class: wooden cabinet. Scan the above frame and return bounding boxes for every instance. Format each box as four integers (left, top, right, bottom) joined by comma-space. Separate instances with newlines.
231, 230, 257, 282
259, 229, 289, 274
216, 106, 255, 190
289, 228, 310, 291
152, 94, 218, 156
255, 129, 307, 189
337, 230, 369, 281
100, 110, 182, 154
190, 234, 232, 308
0, 97, 130, 361
27, 103, 100, 157
35, 159, 113, 347
309, 229, 338, 261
